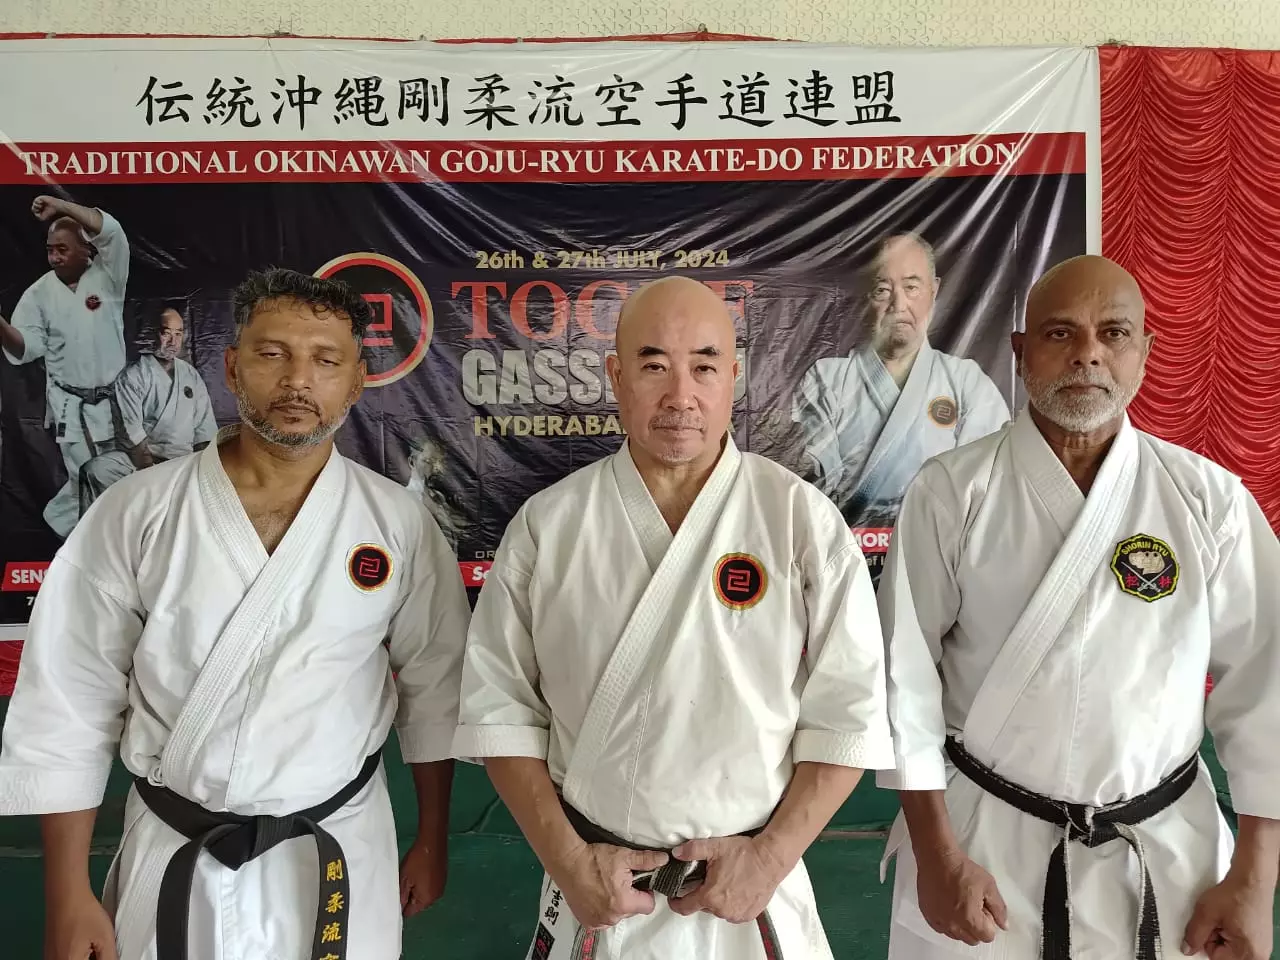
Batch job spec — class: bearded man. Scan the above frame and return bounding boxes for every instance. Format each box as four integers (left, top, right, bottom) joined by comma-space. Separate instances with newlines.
0, 267, 472, 960
876, 255, 1280, 960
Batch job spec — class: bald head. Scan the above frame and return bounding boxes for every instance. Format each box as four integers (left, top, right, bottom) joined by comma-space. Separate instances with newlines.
607, 276, 738, 469
615, 275, 735, 355
1014, 255, 1153, 437
1025, 255, 1145, 335
45, 216, 93, 284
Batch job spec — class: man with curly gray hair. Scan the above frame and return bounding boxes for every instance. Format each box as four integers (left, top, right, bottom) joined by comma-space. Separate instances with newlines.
0, 267, 471, 960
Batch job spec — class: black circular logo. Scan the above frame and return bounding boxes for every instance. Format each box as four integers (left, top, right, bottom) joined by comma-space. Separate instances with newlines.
183, 385, 194, 398
348, 543, 393, 592
714, 553, 767, 610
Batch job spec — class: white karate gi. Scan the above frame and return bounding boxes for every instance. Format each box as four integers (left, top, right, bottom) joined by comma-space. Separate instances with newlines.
0, 426, 472, 960
876, 407, 1280, 959
80, 354, 217, 509
2, 211, 129, 538
453, 436, 896, 960
793, 343, 1010, 530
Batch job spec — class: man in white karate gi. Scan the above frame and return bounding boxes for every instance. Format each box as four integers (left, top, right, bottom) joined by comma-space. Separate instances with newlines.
877, 255, 1280, 960
79, 304, 217, 513
0, 268, 472, 960
453, 275, 896, 960
793, 232, 1010, 532
0, 195, 130, 538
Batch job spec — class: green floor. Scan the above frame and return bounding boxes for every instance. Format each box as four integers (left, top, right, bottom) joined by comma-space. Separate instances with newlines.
1, 696, 1276, 958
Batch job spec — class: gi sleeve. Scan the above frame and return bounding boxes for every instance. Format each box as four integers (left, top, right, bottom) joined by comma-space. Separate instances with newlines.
957, 369, 1012, 445
3, 284, 48, 365
386, 507, 473, 764
1203, 485, 1280, 820
0, 557, 144, 814
794, 528, 896, 771
451, 507, 551, 760
190, 376, 218, 448
792, 363, 843, 490
874, 465, 960, 791
114, 361, 151, 447
88, 210, 130, 295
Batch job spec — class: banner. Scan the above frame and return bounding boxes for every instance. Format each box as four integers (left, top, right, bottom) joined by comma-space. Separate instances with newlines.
0, 38, 1101, 636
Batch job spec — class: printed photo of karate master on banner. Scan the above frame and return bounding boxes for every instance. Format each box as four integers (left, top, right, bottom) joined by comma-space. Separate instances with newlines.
0, 38, 1101, 627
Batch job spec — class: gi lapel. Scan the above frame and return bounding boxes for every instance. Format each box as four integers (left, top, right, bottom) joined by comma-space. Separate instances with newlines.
612, 443, 674, 574
561, 436, 742, 808
962, 410, 1139, 757
159, 429, 347, 786
148, 354, 181, 439
851, 344, 934, 505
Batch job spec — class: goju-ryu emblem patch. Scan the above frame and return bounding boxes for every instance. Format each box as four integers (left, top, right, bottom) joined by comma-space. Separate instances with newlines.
714, 553, 767, 610
1111, 534, 1179, 602
347, 542, 393, 592
928, 395, 958, 427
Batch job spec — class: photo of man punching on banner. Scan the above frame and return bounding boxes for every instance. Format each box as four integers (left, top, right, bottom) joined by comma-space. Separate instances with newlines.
0, 194, 130, 539
792, 232, 1010, 542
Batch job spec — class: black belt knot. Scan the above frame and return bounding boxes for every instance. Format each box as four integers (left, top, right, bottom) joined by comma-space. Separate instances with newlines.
557, 798, 787, 960
135, 750, 381, 960
945, 736, 1197, 960
248, 813, 301, 861
1061, 803, 1109, 847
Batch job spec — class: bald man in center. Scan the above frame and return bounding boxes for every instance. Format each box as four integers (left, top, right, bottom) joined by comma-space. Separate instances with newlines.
453, 275, 896, 959
876, 255, 1280, 960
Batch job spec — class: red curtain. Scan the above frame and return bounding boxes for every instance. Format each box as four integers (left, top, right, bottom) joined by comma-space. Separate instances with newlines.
1102, 47, 1280, 526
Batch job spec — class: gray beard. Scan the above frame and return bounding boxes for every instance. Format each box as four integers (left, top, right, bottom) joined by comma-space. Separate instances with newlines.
1019, 359, 1140, 433
234, 379, 350, 450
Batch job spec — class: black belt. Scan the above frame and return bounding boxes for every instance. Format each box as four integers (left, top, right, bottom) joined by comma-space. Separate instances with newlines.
53, 380, 114, 404
559, 800, 785, 960
53, 378, 120, 455
135, 750, 382, 960
945, 736, 1198, 960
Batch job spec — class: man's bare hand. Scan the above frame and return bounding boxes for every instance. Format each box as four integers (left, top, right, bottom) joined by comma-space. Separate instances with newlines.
1181, 872, 1274, 960
915, 846, 1008, 946
44, 885, 117, 960
32, 196, 64, 222
553, 843, 668, 931
668, 836, 789, 923
127, 444, 155, 470
399, 841, 447, 918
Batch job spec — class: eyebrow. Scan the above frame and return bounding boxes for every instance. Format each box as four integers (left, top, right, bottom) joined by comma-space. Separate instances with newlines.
636, 344, 723, 357
252, 337, 344, 352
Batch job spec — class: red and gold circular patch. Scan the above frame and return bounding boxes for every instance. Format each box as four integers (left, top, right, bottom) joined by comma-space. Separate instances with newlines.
713, 553, 767, 611
347, 542, 393, 592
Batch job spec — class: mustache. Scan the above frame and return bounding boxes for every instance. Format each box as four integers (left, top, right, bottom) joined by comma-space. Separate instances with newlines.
270, 393, 320, 414
650, 416, 702, 430
1049, 368, 1116, 393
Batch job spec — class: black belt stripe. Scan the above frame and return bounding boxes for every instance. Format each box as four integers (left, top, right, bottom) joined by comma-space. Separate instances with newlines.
944, 736, 1198, 960
559, 799, 786, 959
135, 750, 381, 960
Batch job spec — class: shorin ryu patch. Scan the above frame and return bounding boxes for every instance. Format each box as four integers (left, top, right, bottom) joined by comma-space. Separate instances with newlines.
714, 553, 767, 610
347, 543, 393, 592
1111, 534, 1178, 602
928, 395, 958, 427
